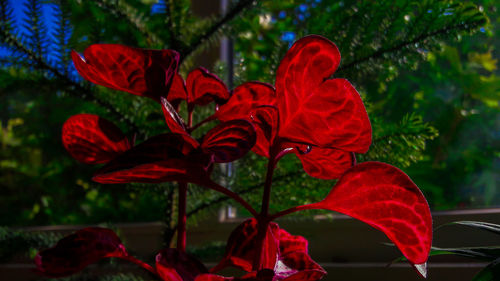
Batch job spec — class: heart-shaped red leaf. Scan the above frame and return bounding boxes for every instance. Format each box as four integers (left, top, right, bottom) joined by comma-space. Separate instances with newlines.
168, 73, 188, 110
313, 162, 432, 268
201, 119, 256, 163
62, 114, 131, 164
186, 67, 229, 106
211, 218, 278, 273
296, 147, 355, 180
275, 35, 371, 153
72, 45, 179, 102
35, 227, 127, 277
93, 133, 210, 184
216, 82, 276, 122
156, 248, 208, 281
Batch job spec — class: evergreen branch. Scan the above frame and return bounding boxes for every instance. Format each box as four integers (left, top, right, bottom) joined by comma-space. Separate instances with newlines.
0, 28, 142, 136
186, 172, 297, 219
94, 0, 163, 47
338, 21, 484, 73
181, 0, 254, 62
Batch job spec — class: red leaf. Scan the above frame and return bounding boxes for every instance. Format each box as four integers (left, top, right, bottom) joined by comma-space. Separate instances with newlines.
156, 249, 208, 281
160, 97, 198, 145
273, 228, 325, 281
313, 162, 432, 266
275, 35, 371, 153
211, 218, 278, 273
168, 73, 188, 110
34, 227, 127, 277
93, 134, 210, 184
72, 45, 179, 102
250, 106, 279, 158
186, 68, 229, 106
201, 119, 256, 163
216, 82, 276, 122
296, 147, 354, 179
62, 114, 131, 164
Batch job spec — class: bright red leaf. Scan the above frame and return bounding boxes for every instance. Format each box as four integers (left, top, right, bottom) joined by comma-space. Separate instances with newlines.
201, 119, 257, 163
211, 218, 279, 273
216, 82, 276, 122
296, 148, 354, 180
156, 248, 208, 281
216, 83, 277, 157
212, 219, 325, 281
274, 229, 325, 281
34, 227, 128, 277
309, 162, 432, 270
275, 35, 371, 153
62, 114, 131, 164
72, 45, 179, 102
92, 133, 211, 185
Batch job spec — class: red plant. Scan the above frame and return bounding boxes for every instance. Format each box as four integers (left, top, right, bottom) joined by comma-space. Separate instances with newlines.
36, 35, 432, 280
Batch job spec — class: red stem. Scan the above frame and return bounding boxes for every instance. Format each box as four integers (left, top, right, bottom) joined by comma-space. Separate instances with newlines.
122, 255, 158, 277
189, 114, 216, 133
252, 145, 279, 270
269, 202, 323, 220
187, 108, 194, 128
177, 182, 188, 251
203, 179, 259, 217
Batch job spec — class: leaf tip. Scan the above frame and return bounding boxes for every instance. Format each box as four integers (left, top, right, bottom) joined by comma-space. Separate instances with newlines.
413, 262, 427, 278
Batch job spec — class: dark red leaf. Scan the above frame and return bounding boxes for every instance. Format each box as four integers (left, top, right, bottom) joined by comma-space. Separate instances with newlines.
275, 35, 371, 153
201, 119, 256, 163
312, 162, 432, 267
160, 97, 198, 148
72, 45, 179, 102
216, 82, 276, 122
156, 249, 208, 281
186, 67, 229, 106
168, 73, 188, 110
250, 106, 279, 158
35, 227, 127, 277
211, 218, 278, 273
62, 114, 131, 164
296, 147, 354, 179
93, 134, 211, 184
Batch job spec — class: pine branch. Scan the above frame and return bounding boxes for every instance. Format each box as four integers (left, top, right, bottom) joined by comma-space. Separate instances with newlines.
186, 172, 298, 219
0, 28, 142, 136
181, 0, 255, 62
338, 21, 483, 73
94, 0, 163, 47
51, 0, 72, 75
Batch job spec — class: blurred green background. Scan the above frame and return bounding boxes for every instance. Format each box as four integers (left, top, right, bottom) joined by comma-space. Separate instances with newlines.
0, 0, 498, 230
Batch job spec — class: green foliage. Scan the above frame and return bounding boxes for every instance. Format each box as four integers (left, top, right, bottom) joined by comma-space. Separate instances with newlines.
0, 0, 497, 238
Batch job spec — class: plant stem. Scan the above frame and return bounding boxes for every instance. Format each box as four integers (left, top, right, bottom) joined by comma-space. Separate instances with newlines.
187, 108, 194, 128
252, 146, 278, 270
269, 202, 322, 220
122, 255, 158, 277
177, 182, 188, 251
204, 180, 258, 217
189, 114, 216, 133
